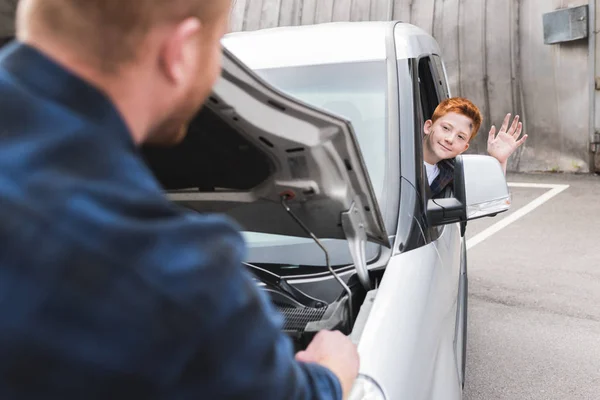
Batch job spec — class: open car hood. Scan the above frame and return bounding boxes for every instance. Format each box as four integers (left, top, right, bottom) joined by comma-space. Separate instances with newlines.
142, 48, 390, 286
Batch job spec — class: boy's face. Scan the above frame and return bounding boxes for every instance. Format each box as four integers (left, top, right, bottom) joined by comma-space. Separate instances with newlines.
423, 112, 473, 163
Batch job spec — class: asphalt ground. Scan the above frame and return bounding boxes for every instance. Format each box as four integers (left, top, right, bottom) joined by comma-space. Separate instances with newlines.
463, 173, 600, 400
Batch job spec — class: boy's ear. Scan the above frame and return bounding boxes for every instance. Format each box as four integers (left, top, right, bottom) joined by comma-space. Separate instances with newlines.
460, 143, 470, 153
423, 120, 433, 135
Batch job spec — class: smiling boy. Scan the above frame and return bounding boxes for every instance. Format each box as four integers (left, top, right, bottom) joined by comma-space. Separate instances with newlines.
424, 97, 527, 197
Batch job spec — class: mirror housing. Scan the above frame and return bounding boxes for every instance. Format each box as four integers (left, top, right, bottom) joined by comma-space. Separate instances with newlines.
427, 155, 511, 227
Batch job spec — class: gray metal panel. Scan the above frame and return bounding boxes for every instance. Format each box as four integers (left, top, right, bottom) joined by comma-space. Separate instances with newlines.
543, 5, 589, 45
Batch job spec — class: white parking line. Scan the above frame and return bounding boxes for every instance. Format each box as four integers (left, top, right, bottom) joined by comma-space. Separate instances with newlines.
466, 182, 570, 250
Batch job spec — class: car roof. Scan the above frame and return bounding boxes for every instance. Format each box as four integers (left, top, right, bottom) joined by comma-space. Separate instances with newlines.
222, 21, 441, 69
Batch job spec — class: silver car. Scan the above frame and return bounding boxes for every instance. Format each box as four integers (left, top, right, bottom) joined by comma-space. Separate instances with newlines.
143, 21, 511, 400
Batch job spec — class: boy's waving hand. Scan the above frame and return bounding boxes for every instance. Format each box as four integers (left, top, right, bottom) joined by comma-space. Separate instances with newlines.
487, 113, 528, 173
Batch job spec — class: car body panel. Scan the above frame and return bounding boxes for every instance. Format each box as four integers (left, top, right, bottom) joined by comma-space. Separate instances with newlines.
393, 23, 443, 61
353, 222, 462, 399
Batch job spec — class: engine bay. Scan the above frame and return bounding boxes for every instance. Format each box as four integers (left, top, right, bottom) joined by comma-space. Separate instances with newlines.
246, 262, 368, 351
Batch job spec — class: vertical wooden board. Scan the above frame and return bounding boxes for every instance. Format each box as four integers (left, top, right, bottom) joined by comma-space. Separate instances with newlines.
484, 0, 514, 133
550, 41, 589, 164
332, 0, 353, 22
507, 0, 527, 171
350, 0, 372, 22
520, 0, 589, 169
315, 0, 335, 23
518, 0, 561, 160
549, 0, 589, 165
278, 0, 302, 26
595, 0, 600, 136
370, 0, 392, 21
260, 0, 282, 29
391, 0, 412, 23
301, 0, 318, 25
437, 0, 461, 97
410, 0, 435, 34
431, 0, 444, 40
229, 0, 248, 32
457, 0, 487, 152
509, 0, 520, 115
243, 0, 264, 31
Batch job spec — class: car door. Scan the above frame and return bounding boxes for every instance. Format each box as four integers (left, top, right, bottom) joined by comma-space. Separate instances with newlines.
351, 53, 464, 399
427, 52, 469, 387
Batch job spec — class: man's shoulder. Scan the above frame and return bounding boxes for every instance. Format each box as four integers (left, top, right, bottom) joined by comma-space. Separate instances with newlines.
0, 69, 246, 273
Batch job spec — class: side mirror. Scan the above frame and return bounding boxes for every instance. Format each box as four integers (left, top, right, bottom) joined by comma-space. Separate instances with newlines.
427, 155, 511, 226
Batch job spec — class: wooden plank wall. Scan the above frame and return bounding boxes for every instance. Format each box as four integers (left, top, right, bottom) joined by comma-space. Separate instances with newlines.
0, 0, 590, 171
231, 0, 591, 171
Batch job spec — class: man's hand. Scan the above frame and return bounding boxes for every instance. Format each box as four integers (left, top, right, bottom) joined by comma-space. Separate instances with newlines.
487, 113, 528, 173
295, 330, 359, 399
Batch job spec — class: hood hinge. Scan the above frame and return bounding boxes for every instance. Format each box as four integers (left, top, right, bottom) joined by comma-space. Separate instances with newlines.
341, 201, 371, 290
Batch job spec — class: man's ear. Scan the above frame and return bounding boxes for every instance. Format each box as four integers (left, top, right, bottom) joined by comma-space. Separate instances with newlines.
423, 120, 433, 135
159, 17, 202, 84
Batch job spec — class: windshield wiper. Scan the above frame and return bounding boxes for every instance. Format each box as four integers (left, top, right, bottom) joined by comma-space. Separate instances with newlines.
280, 196, 354, 325
243, 262, 327, 308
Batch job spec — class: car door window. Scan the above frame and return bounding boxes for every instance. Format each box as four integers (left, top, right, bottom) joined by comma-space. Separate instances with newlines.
418, 57, 442, 120
416, 57, 447, 238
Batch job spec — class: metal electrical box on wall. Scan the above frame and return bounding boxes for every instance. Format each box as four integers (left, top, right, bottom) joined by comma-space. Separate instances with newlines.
543, 5, 589, 45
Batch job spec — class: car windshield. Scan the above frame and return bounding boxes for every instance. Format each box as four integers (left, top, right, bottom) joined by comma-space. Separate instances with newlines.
243, 61, 388, 269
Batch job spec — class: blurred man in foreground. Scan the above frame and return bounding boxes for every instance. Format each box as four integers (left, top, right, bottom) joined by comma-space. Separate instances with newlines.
0, 0, 358, 398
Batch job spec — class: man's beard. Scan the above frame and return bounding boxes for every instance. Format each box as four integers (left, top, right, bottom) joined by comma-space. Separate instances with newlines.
145, 96, 205, 147
145, 119, 191, 147
143, 73, 214, 147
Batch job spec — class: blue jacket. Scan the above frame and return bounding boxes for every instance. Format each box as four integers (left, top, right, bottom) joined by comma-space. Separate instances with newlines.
0, 41, 341, 400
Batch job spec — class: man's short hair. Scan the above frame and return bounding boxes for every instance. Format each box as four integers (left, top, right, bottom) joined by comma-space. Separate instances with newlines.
17, 0, 228, 72
431, 97, 483, 141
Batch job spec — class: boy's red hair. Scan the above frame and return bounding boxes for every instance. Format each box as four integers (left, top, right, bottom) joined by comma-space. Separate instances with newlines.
431, 97, 483, 141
